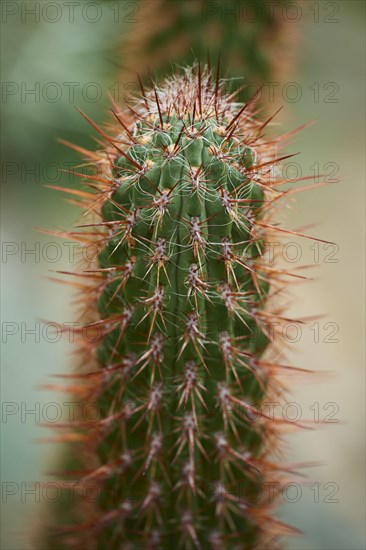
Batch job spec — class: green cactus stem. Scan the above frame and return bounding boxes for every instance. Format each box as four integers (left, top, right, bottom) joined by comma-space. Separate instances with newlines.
122, 0, 298, 103
49, 65, 306, 550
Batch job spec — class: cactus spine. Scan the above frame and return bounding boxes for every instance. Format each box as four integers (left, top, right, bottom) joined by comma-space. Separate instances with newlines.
51, 66, 302, 549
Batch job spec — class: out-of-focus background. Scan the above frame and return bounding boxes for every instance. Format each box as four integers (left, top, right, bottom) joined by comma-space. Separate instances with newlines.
1, 1, 365, 548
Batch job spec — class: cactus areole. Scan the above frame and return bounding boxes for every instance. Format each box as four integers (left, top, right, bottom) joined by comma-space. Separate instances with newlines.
53, 66, 301, 549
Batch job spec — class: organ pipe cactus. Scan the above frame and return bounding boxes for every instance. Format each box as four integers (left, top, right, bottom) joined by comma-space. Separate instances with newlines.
47, 65, 312, 549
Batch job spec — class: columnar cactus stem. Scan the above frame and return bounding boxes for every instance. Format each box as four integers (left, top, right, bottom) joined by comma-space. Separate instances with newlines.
122, 0, 299, 103
50, 65, 308, 549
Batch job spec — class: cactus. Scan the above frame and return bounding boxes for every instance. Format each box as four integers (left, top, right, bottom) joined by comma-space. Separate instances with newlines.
122, 0, 298, 102
45, 64, 311, 550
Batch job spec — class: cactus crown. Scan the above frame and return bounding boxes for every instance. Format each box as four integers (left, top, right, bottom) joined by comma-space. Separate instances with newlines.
52, 66, 299, 549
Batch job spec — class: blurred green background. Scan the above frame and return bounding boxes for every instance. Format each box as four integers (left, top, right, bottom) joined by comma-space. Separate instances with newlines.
1, 1, 365, 548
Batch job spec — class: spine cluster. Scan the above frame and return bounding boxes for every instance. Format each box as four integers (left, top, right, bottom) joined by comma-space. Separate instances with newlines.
52, 66, 304, 549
